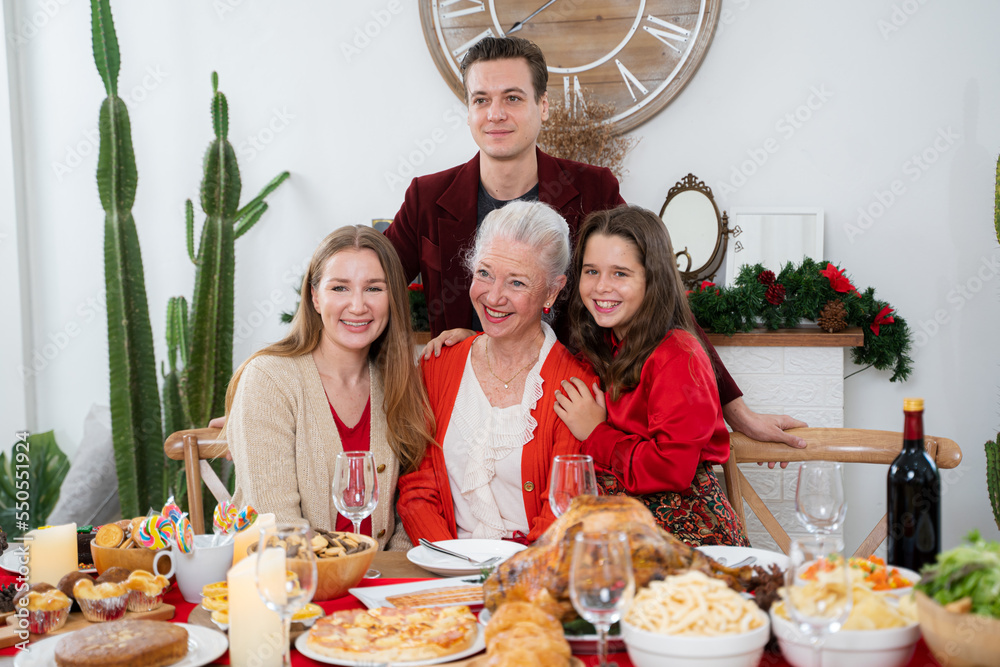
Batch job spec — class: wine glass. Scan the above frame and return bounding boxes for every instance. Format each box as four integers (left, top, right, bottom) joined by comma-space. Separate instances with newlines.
783, 535, 853, 665
569, 531, 634, 667
256, 520, 317, 667
331, 450, 380, 577
549, 454, 598, 517
795, 461, 847, 533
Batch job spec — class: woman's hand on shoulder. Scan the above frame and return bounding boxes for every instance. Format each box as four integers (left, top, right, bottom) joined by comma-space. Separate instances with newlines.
553, 377, 607, 441
420, 328, 475, 360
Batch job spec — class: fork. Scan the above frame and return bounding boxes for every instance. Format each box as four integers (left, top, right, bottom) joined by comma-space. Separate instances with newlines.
418, 538, 503, 567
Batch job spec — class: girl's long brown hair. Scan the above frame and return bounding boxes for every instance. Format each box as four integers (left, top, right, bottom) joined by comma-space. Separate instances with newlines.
225, 225, 433, 473
570, 206, 699, 401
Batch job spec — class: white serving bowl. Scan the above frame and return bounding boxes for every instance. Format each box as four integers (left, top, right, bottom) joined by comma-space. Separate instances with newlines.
770, 606, 920, 667
622, 614, 770, 667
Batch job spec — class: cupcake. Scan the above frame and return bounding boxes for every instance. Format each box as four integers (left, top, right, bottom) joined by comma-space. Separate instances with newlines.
23, 589, 71, 634
124, 570, 169, 612
73, 579, 128, 622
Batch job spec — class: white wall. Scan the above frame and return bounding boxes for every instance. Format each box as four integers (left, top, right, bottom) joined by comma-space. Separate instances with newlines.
4, 1, 999, 547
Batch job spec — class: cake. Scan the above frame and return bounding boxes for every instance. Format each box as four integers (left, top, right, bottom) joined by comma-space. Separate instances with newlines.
124, 570, 169, 612
24, 589, 72, 634
54, 619, 188, 667
76, 525, 96, 566
73, 579, 128, 622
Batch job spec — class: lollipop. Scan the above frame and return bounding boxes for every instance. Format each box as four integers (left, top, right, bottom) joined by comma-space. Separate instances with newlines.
135, 516, 172, 550
213, 500, 237, 534
161, 496, 183, 524
175, 514, 194, 554
235, 505, 258, 532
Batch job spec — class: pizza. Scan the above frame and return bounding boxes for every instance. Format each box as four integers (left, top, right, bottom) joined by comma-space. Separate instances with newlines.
305, 605, 478, 662
385, 584, 483, 608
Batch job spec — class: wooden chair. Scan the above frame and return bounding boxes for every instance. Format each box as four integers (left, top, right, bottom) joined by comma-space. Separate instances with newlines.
720, 428, 962, 557
164, 427, 229, 535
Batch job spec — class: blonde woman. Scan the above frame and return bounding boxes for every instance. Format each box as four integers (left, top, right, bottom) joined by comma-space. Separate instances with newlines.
226, 225, 434, 550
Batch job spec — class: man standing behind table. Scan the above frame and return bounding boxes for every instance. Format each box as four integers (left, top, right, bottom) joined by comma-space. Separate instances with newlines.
385, 36, 806, 451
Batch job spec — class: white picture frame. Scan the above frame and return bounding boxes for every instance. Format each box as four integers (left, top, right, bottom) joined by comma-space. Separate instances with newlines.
724, 207, 824, 286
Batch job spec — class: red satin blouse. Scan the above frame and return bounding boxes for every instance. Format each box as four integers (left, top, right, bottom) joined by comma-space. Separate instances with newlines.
582, 329, 730, 495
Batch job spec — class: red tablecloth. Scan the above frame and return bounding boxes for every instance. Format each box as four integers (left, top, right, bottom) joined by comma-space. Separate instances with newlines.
0, 575, 941, 666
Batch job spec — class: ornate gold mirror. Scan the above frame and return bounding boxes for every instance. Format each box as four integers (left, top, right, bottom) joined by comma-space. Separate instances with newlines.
659, 174, 730, 289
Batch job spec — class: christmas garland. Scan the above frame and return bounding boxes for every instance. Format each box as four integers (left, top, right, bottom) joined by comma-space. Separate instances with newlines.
687, 257, 913, 382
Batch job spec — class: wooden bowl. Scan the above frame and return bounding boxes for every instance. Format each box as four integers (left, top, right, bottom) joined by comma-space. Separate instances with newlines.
916, 590, 1000, 667
90, 540, 172, 577
248, 533, 376, 601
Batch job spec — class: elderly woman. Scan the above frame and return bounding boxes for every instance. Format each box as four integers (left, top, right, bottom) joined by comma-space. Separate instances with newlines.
397, 201, 596, 544
226, 225, 434, 550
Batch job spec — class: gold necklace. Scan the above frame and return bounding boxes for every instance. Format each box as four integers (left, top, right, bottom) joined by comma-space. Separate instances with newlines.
485, 337, 538, 389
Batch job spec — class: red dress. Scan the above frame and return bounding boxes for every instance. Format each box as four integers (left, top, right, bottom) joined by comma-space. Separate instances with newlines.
583, 330, 748, 546
330, 399, 373, 537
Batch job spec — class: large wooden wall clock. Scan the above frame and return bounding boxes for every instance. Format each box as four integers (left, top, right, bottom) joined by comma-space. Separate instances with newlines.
419, 0, 722, 134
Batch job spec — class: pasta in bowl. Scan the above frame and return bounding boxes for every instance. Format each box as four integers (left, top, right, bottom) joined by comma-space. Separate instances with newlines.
621, 571, 770, 667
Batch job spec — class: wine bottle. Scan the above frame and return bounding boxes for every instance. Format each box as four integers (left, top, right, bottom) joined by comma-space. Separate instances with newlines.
887, 397, 941, 571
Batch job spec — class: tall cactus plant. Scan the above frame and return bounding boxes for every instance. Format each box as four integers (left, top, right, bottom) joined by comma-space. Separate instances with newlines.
92, 0, 162, 518
172, 74, 290, 431
988, 435, 1000, 530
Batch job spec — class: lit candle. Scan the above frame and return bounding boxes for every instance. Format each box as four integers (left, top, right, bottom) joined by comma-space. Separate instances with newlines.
228, 552, 283, 667
27, 523, 77, 585
232, 512, 274, 565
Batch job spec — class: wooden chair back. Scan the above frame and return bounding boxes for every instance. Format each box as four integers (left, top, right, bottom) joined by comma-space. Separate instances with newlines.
720, 428, 962, 557
164, 427, 229, 534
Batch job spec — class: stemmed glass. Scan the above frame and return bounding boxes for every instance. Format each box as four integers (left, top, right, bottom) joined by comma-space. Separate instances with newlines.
570, 531, 634, 667
783, 535, 853, 665
256, 520, 318, 667
549, 454, 598, 517
795, 461, 847, 534
331, 450, 380, 578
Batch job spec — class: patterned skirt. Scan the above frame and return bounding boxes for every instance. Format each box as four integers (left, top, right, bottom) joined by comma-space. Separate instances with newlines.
597, 462, 749, 547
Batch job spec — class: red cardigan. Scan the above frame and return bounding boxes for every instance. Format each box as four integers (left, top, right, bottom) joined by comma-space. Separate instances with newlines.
397, 334, 598, 544
583, 330, 730, 495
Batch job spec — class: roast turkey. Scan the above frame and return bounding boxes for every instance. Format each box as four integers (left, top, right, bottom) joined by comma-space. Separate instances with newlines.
483, 495, 753, 620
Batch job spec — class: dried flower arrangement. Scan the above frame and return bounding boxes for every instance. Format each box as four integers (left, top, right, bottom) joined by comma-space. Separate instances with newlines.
538, 95, 639, 181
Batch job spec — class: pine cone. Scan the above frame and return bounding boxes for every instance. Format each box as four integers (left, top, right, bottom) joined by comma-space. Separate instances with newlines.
757, 270, 776, 285
817, 299, 848, 332
765, 283, 786, 306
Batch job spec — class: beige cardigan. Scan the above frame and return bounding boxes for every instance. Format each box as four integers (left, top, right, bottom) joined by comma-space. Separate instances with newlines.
229, 353, 404, 550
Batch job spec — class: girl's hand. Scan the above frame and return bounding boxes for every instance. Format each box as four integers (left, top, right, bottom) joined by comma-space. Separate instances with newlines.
553, 377, 607, 441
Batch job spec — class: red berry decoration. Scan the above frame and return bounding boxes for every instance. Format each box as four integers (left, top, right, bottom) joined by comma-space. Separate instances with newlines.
765, 283, 786, 306
757, 270, 776, 285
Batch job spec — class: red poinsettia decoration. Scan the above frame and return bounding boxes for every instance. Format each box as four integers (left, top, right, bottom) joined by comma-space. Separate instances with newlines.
765, 283, 786, 306
870, 305, 895, 336
757, 270, 776, 286
820, 263, 860, 297
699, 280, 720, 295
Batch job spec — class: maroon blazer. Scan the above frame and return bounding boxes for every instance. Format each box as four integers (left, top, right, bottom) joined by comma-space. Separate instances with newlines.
385, 148, 742, 405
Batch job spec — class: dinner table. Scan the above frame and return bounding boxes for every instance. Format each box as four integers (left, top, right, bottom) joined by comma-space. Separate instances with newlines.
0, 551, 944, 666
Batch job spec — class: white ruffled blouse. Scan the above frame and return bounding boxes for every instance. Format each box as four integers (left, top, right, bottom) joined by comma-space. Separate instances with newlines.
443, 323, 557, 540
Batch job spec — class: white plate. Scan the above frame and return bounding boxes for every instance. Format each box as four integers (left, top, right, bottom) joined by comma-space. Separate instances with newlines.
351, 576, 483, 610
294, 622, 485, 666
0, 546, 27, 575
406, 539, 526, 576
696, 545, 790, 570
13, 622, 228, 667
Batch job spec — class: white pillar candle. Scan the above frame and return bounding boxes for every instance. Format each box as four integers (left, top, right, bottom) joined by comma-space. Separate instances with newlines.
227, 552, 283, 667
232, 513, 275, 565
27, 523, 76, 585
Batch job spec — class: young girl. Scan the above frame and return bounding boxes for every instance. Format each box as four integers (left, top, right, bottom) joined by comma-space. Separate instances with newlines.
553, 205, 748, 546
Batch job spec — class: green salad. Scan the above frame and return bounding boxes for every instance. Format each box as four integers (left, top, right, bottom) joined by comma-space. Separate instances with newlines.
916, 530, 1000, 619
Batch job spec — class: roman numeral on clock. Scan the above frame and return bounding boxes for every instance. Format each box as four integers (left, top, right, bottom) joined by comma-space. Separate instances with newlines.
451, 27, 495, 63
563, 76, 586, 115
615, 60, 649, 102
643, 15, 691, 54
440, 0, 486, 20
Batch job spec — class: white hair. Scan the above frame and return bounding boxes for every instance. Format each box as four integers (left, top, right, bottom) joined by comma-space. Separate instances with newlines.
465, 200, 571, 290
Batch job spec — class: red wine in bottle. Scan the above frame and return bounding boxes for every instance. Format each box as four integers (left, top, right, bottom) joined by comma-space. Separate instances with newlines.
887, 397, 941, 571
